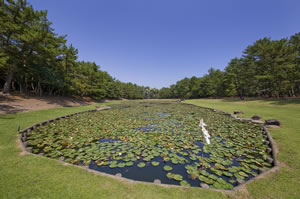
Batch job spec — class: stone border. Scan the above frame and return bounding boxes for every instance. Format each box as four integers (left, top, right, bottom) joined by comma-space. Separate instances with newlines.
18, 104, 279, 193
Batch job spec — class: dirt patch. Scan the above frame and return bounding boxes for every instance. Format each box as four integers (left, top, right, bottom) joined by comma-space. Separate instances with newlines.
0, 93, 98, 115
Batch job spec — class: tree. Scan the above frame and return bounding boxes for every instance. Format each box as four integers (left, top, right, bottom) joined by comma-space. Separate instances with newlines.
0, 0, 50, 93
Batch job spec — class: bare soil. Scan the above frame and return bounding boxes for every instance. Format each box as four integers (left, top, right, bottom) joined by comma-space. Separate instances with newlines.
0, 93, 98, 115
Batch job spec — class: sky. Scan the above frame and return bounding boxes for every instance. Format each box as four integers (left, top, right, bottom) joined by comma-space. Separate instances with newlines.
28, 0, 300, 89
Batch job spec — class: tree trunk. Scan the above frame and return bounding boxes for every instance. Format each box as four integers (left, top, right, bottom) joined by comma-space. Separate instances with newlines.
291, 88, 296, 97
19, 83, 23, 94
38, 80, 42, 96
3, 72, 14, 94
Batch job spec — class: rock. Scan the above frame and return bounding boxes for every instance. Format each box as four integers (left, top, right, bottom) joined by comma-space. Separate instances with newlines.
251, 115, 261, 120
267, 157, 274, 164
251, 120, 264, 124
154, 179, 161, 184
21, 136, 26, 142
266, 147, 272, 153
265, 119, 281, 126
26, 147, 32, 153
115, 173, 122, 177
231, 115, 238, 119
200, 183, 209, 188
258, 168, 265, 174
264, 140, 270, 145
237, 179, 245, 185
239, 118, 252, 122
234, 111, 244, 115
265, 125, 281, 129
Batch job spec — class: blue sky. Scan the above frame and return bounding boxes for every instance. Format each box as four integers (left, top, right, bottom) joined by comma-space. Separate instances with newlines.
28, 0, 300, 88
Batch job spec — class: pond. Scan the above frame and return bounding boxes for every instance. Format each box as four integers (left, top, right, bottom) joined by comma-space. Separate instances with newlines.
25, 101, 272, 189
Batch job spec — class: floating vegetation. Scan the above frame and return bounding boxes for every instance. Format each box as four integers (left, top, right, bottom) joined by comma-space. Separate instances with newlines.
152, 161, 160, 166
180, 180, 191, 187
25, 101, 273, 189
163, 165, 173, 171
137, 162, 146, 168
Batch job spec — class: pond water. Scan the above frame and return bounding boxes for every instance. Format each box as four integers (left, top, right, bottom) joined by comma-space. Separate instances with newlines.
26, 101, 272, 189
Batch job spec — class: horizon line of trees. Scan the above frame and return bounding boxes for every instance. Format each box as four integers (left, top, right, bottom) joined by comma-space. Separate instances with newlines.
0, 0, 160, 100
159, 33, 300, 99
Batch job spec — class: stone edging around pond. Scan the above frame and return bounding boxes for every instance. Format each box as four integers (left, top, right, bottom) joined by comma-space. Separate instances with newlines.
18, 104, 280, 193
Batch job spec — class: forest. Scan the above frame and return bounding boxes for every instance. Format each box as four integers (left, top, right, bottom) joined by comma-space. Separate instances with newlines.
1, 0, 300, 100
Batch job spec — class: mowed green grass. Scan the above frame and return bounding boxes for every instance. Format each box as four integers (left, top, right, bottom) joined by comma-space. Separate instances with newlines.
186, 98, 300, 199
0, 98, 299, 199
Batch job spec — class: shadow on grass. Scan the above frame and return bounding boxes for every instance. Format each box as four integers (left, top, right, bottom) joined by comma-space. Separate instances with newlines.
0, 104, 27, 115
220, 97, 300, 105
268, 98, 300, 105
0, 114, 17, 119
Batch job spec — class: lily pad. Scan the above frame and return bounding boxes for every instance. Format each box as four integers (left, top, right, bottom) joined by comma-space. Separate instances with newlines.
180, 180, 190, 187
151, 161, 160, 166
163, 165, 173, 171
137, 162, 146, 168
173, 174, 183, 181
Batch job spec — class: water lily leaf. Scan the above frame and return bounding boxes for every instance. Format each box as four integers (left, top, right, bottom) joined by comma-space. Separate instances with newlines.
117, 162, 126, 168
151, 161, 160, 166
137, 162, 146, 168
239, 171, 248, 177
223, 171, 233, 177
180, 180, 190, 186
166, 172, 174, 179
163, 165, 173, 171
173, 174, 183, 181
212, 182, 224, 189
125, 162, 134, 166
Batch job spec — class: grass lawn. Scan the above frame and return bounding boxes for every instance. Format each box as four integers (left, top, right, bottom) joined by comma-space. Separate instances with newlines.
0, 98, 299, 198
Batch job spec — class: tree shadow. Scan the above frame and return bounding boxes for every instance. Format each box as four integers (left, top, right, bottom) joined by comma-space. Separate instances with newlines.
220, 97, 300, 105
0, 114, 17, 119
220, 98, 261, 102
268, 98, 300, 105
0, 94, 19, 103
0, 104, 28, 115
42, 96, 91, 107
